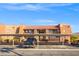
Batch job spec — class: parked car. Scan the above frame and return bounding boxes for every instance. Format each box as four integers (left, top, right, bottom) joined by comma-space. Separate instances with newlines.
71, 40, 79, 47
19, 38, 37, 48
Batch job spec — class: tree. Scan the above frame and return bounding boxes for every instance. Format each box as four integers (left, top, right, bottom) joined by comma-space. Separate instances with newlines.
71, 35, 79, 42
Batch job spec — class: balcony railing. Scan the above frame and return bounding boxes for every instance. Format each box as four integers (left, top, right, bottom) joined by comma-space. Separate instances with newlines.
0, 33, 71, 36
21, 33, 71, 36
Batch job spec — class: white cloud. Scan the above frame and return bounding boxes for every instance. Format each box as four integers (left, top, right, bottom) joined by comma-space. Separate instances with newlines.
23, 4, 45, 10
30, 19, 57, 25
49, 3, 73, 7
33, 19, 56, 23
1, 4, 47, 11
0, 3, 73, 11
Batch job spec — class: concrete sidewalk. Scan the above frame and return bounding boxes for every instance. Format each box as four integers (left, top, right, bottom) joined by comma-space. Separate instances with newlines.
0, 45, 79, 49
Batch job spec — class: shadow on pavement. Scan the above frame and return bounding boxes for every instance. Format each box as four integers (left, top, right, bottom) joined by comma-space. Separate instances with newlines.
0, 47, 14, 53
0, 47, 23, 56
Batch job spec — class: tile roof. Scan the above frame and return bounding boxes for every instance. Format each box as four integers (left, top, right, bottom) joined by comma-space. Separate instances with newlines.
25, 26, 58, 29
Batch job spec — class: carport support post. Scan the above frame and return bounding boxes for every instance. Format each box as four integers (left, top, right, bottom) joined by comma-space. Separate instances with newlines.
34, 29, 39, 48
34, 35, 39, 48
37, 36, 39, 48
19, 37, 21, 44
20, 36, 24, 42
12, 40, 14, 47
2, 39, 4, 43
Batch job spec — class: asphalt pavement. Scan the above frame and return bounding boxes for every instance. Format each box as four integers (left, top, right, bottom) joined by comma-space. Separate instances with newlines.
0, 45, 79, 56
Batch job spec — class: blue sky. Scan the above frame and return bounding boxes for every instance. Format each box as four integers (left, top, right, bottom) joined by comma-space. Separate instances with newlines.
0, 3, 78, 33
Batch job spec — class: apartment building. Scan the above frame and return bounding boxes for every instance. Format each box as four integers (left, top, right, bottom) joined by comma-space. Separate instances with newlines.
18, 24, 71, 44
0, 24, 72, 44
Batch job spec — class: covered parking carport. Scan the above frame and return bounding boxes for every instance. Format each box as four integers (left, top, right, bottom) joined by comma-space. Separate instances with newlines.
0, 34, 71, 45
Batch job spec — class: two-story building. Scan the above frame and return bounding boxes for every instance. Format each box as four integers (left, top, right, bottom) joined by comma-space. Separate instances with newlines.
0, 24, 72, 45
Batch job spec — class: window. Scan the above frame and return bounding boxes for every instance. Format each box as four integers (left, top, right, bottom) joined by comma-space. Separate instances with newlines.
48, 29, 59, 33
24, 29, 28, 33
24, 29, 34, 34
37, 30, 46, 34
49, 36, 59, 39
48, 30, 53, 33
67, 25, 70, 28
